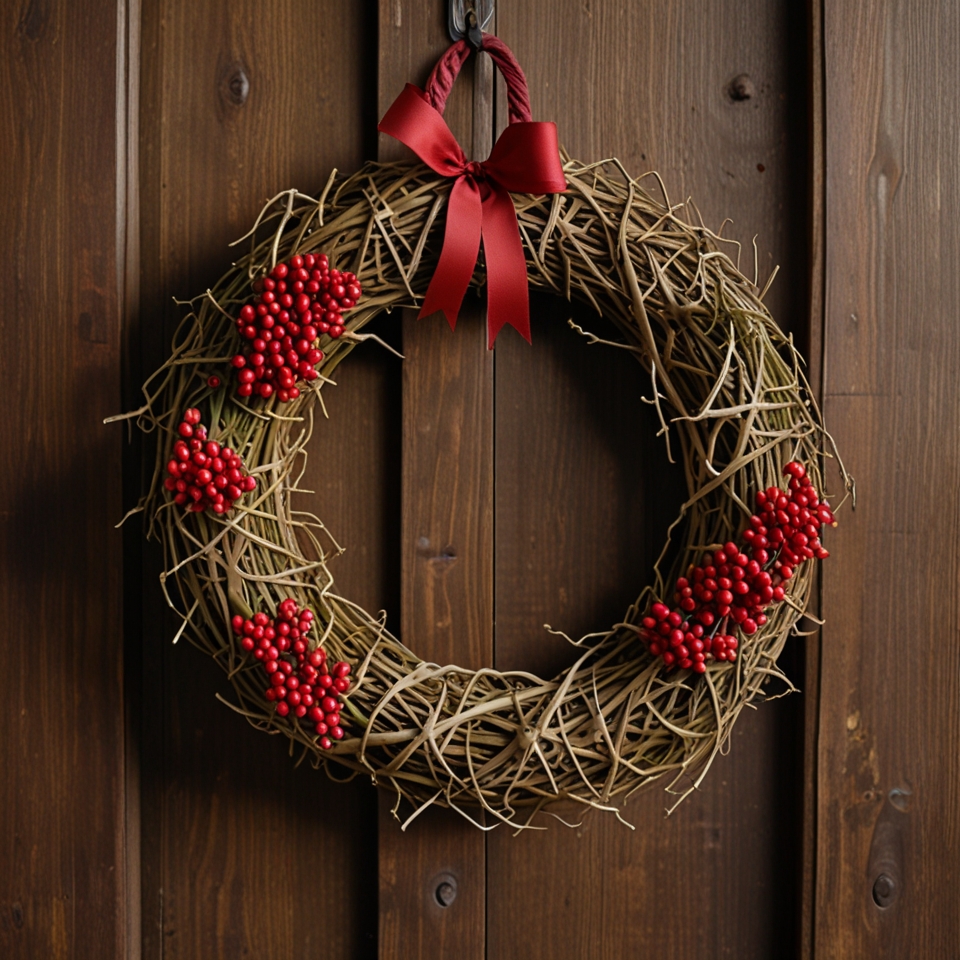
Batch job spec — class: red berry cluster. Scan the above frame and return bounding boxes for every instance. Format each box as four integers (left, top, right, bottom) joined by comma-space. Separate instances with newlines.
164, 408, 257, 514
232, 598, 352, 751
639, 461, 836, 674
231, 253, 362, 403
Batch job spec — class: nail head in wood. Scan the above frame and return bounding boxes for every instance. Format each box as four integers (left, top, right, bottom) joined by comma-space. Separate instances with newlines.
872, 873, 896, 908
435, 879, 458, 907
728, 73, 755, 101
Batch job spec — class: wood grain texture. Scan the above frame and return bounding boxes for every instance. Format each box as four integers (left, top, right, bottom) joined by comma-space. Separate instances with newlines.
136, 3, 378, 958
800, 3, 825, 956
377, 307, 491, 960
376, 4, 492, 959
498, 0, 810, 340
488, 3, 812, 958
492, 299, 685, 680
0, 2, 127, 957
400, 310, 494, 672
817, 1, 960, 955
122, 1, 144, 956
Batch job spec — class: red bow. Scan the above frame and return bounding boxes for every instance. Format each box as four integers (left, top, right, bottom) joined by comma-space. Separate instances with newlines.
378, 84, 567, 347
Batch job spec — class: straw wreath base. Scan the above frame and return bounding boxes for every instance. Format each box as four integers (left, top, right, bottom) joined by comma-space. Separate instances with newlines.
120, 153, 848, 831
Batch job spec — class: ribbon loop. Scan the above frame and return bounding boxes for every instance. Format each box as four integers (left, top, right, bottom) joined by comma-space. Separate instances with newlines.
378, 61, 566, 346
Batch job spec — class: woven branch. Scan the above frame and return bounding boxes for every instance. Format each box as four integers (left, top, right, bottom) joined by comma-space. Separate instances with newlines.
129, 154, 849, 830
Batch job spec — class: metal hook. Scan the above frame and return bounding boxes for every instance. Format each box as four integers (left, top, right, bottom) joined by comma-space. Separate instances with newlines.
448, 0, 493, 50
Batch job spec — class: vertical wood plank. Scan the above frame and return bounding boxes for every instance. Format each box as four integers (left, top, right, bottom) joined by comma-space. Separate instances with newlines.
800, 2, 825, 956
399, 316, 494, 673
817, 1, 960, 955
0, 2, 128, 958
136, 4, 379, 958
489, 3, 812, 958
377, 3, 491, 958
122, 2, 145, 956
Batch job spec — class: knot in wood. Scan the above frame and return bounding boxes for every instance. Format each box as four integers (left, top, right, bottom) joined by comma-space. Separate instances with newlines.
218, 62, 250, 107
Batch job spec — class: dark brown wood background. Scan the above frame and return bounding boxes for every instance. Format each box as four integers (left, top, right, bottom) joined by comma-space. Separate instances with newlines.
2, 1, 957, 958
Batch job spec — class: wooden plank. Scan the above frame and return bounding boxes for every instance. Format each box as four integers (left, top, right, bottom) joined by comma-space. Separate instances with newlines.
816, 1, 960, 955
489, 3, 812, 958
136, 3, 378, 958
0, 2, 128, 958
399, 314, 494, 673
377, 2, 492, 958
800, 1, 825, 956
122, 4, 144, 958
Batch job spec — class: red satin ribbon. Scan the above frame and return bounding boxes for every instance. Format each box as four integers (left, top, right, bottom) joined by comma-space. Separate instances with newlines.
378, 84, 567, 347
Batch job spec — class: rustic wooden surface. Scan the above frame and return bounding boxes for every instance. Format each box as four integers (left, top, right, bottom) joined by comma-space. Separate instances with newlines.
8, 1, 960, 957
800, 2, 825, 955
377, 3, 492, 958
0, 2, 128, 958
487, 3, 812, 958
136, 3, 378, 958
817, 1, 960, 955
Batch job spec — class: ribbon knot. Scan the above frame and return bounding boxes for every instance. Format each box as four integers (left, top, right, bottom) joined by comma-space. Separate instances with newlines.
378, 84, 567, 347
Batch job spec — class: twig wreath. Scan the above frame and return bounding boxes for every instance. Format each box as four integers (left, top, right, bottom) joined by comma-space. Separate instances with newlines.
115, 37, 850, 831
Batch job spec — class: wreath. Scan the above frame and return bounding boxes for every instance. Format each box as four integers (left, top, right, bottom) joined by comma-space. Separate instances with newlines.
116, 37, 849, 830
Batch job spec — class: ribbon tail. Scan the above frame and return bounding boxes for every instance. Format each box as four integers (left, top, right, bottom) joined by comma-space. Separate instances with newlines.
419, 176, 482, 330
481, 184, 531, 348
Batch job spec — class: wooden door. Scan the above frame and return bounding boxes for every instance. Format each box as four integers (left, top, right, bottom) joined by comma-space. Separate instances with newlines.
3, 2, 958, 958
